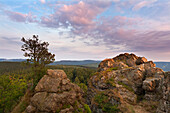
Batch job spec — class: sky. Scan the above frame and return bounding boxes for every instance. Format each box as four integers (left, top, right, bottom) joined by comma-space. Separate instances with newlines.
0, 0, 170, 61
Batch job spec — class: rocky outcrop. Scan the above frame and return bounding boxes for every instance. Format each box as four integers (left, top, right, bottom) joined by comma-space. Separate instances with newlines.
25, 69, 87, 113
87, 53, 167, 113
157, 72, 170, 113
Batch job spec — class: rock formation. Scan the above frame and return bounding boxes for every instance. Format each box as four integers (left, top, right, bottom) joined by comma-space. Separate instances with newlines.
87, 53, 169, 113
24, 53, 169, 113
25, 69, 89, 113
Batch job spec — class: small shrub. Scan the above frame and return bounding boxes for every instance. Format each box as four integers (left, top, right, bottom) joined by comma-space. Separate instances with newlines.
19, 101, 28, 112
106, 78, 116, 87
55, 109, 60, 113
94, 92, 120, 113
84, 104, 91, 113
106, 67, 119, 72
62, 104, 71, 109
78, 108, 83, 112
78, 83, 88, 93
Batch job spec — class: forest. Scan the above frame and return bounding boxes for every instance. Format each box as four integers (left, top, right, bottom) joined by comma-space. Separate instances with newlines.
0, 62, 96, 113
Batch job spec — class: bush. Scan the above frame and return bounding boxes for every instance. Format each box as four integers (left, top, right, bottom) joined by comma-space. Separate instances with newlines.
78, 83, 88, 93
84, 104, 91, 113
0, 74, 27, 113
94, 92, 120, 113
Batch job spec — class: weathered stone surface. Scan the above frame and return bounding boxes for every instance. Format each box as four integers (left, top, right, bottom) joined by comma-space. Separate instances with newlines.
47, 69, 67, 79
25, 105, 36, 113
35, 75, 61, 92
136, 57, 147, 65
26, 69, 85, 113
143, 78, 160, 91
87, 53, 168, 113
118, 87, 137, 104
157, 72, 170, 113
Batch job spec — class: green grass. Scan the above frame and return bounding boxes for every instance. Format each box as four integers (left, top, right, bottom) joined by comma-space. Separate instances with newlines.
47, 65, 96, 85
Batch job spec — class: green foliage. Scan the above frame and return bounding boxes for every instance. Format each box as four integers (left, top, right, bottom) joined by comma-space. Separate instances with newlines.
84, 104, 91, 113
0, 62, 96, 113
78, 83, 88, 93
19, 101, 28, 112
31, 67, 47, 90
107, 67, 118, 72
102, 103, 119, 113
47, 65, 96, 85
94, 92, 108, 106
62, 104, 71, 109
55, 109, 60, 113
21, 35, 55, 68
118, 81, 134, 92
74, 77, 80, 84
0, 62, 31, 75
73, 100, 78, 108
78, 108, 83, 112
94, 92, 120, 113
0, 74, 27, 113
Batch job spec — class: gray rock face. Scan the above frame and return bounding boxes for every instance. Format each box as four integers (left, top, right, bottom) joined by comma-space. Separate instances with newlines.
157, 72, 170, 113
25, 69, 84, 113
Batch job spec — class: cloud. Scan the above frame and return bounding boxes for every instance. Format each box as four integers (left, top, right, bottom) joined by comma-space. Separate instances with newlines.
133, 0, 157, 11
40, 0, 46, 4
5, 11, 37, 23
40, 1, 109, 29
2, 0, 170, 55
5, 11, 27, 22
0, 37, 22, 52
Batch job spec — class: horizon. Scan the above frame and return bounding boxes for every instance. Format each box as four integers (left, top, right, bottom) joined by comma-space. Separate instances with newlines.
0, 56, 170, 62
0, 0, 170, 61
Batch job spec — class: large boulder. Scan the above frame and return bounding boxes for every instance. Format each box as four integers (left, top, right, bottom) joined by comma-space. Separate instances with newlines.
25, 69, 86, 113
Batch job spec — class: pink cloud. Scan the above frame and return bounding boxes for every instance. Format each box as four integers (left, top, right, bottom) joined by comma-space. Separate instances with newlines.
5, 11, 37, 23
5, 11, 27, 22
40, 1, 109, 29
40, 0, 45, 4
59, 1, 95, 26
3, 0, 170, 53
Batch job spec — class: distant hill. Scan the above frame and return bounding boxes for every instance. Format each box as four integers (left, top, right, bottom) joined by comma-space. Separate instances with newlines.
50, 60, 100, 66
155, 62, 170, 72
0, 59, 169, 71
0, 58, 26, 62
0, 58, 6, 61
